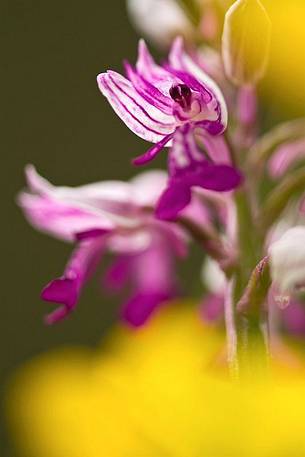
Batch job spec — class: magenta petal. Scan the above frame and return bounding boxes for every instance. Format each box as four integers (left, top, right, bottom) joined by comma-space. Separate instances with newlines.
41, 240, 104, 324
156, 183, 191, 221
132, 133, 173, 165
43, 304, 72, 325
188, 164, 243, 191
41, 278, 78, 324
121, 292, 170, 327
196, 119, 224, 136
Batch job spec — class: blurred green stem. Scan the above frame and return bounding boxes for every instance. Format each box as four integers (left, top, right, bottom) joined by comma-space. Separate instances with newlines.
233, 179, 269, 376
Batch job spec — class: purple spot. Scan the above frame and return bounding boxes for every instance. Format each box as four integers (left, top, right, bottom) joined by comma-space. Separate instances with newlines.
170, 84, 192, 110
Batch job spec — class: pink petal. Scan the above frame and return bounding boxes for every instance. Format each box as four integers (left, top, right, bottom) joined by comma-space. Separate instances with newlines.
196, 130, 232, 164
136, 39, 173, 84
18, 192, 112, 241
130, 170, 168, 206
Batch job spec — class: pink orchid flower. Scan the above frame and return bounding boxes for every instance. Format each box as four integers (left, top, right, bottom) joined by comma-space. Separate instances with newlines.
18, 166, 188, 326
97, 38, 242, 220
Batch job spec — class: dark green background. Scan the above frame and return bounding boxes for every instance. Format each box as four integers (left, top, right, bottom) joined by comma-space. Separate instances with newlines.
1, 1, 142, 454
1, 2, 206, 454
1, 1, 303, 455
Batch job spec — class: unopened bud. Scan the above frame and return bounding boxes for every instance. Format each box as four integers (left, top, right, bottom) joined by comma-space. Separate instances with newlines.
201, 258, 226, 294
269, 227, 305, 298
222, 0, 271, 86
127, 0, 192, 48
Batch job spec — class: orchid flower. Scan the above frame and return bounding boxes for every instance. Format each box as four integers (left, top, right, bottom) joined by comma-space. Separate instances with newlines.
18, 166, 187, 326
97, 38, 242, 219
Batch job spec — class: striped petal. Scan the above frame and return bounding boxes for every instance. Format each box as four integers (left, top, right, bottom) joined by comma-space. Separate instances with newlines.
124, 61, 173, 115
97, 70, 175, 143
136, 39, 176, 87
17, 166, 135, 241
17, 192, 112, 242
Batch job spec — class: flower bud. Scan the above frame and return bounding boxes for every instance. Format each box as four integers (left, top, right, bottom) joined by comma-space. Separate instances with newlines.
126, 0, 192, 48
201, 258, 226, 294
269, 227, 305, 297
222, 0, 271, 86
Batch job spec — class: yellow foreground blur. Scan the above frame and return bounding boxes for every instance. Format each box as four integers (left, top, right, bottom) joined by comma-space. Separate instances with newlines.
6, 304, 305, 457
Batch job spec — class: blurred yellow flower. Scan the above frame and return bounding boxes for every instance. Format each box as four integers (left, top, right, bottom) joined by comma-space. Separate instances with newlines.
261, 0, 305, 116
211, 0, 305, 116
6, 304, 305, 457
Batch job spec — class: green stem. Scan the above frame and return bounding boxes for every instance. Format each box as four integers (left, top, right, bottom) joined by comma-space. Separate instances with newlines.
235, 312, 269, 377
224, 128, 270, 376
177, 215, 236, 275
233, 184, 269, 374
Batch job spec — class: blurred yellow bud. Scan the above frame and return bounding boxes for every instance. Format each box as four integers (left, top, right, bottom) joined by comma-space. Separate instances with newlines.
222, 0, 271, 86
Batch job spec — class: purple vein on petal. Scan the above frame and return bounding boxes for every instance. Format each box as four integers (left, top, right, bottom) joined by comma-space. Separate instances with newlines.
99, 75, 167, 139
124, 61, 173, 114
107, 72, 174, 129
